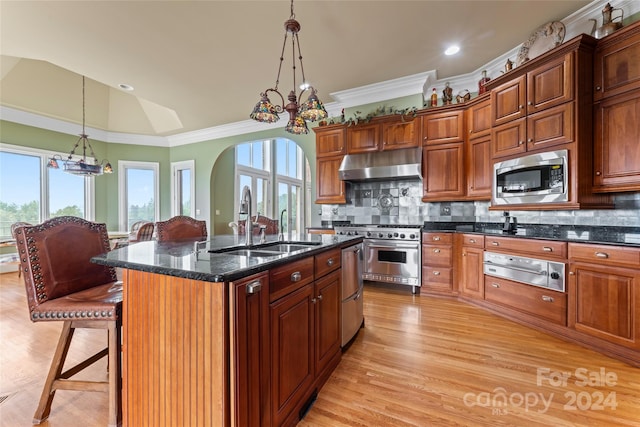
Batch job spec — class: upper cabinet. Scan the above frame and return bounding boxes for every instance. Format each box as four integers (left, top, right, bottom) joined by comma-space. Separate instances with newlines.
592, 20, 640, 193
490, 53, 574, 159
316, 126, 345, 157
421, 109, 464, 145
346, 116, 418, 154
313, 125, 346, 204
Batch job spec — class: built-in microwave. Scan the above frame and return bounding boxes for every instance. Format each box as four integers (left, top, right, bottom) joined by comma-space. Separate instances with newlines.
493, 149, 568, 205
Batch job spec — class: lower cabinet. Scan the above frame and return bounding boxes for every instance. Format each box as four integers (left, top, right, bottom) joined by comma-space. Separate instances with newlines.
231, 272, 271, 427
421, 232, 454, 295
269, 257, 342, 426
484, 276, 567, 325
459, 234, 485, 299
568, 243, 640, 351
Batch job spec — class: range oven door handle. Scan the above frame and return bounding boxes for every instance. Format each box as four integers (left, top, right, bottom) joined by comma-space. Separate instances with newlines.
484, 263, 546, 276
366, 243, 420, 250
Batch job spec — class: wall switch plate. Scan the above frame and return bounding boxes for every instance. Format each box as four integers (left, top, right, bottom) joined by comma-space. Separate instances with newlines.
196, 209, 201, 215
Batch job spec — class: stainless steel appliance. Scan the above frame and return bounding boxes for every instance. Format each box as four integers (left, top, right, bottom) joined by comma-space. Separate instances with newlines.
493, 149, 568, 205
341, 243, 363, 347
335, 225, 421, 294
338, 147, 422, 182
483, 251, 565, 291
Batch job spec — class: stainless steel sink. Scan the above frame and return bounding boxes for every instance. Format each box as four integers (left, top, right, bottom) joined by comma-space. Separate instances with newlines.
222, 249, 284, 257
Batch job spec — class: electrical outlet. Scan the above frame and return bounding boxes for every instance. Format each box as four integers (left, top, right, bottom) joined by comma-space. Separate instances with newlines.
440, 205, 451, 215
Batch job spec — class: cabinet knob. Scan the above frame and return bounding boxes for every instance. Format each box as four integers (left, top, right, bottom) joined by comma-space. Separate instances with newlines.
311, 297, 317, 304
541, 295, 554, 303
518, 141, 524, 145
462, 253, 467, 257
595, 252, 609, 259
595, 171, 601, 176
434, 249, 441, 253
569, 271, 575, 275
433, 236, 440, 241
527, 101, 533, 106
527, 138, 533, 142
291, 271, 302, 282
317, 294, 323, 301
433, 271, 441, 276
246, 280, 262, 294
469, 239, 476, 243
519, 105, 524, 109
596, 86, 601, 91
327, 258, 335, 266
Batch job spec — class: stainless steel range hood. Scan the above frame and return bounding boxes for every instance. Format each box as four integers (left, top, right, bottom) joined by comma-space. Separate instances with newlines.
338, 147, 422, 181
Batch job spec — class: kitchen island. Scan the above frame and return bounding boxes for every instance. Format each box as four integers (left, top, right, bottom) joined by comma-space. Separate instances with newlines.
92, 233, 363, 427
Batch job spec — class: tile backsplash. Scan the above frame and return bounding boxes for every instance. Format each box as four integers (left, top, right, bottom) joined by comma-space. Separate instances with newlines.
320, 179, 640, 227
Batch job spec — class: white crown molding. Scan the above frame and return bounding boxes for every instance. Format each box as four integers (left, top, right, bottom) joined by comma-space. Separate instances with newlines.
331, 71, 433, 108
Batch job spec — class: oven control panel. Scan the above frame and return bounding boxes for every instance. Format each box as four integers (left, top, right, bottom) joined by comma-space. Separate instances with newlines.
334, 225, 421, 241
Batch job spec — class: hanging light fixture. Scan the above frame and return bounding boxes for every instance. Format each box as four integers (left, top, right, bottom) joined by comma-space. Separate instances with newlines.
249, 0, 327, 135
59, 76, 113, 176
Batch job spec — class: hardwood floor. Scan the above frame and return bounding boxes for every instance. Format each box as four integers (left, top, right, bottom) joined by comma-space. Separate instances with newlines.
1, 274, 638, 426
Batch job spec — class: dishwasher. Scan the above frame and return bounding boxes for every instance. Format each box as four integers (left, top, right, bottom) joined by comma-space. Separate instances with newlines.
341, 242, 364, 347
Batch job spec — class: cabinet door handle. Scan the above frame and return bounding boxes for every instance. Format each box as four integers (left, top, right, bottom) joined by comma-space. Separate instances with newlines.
311, 297, 317, 304
518, 141, 524, 145
541, 295, 554, 303
491, 283, 500, 288
596, 86, 601, 91
491, 242, 499, 246
527, 101, 533, 106
519, 105, 524, 109
246, 280, 262, 294
291, 271, 302, 282
433, 271, 440, 276
569, 271, 575, 275
433, 249, 441, 253
462, 252, 467, 257
327, 258, 335, 266
595, 252, 609, 259
317, 294, 323, 301
469, 239, 476, 243
595, 171, 601, 176
527, 138, 533, 142
433, 236, 440, 241
542, 247, 553, 252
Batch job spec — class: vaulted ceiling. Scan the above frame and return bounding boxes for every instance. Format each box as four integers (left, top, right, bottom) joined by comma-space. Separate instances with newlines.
0, 1, 600, 138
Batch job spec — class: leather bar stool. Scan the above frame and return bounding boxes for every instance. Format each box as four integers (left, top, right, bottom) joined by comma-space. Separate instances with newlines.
155, 215, 207, 242
14, 216, 123, 427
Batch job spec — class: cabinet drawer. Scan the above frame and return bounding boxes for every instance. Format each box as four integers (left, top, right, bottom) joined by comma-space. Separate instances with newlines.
422, 266, 452, 285
461, 234, 484, 248
270, 257, 315, 302
485, 276, 567, 325
569, 243, 640, 268
315, 248, 341, 278
422, 245, 452, 267
422, 232, 453, 245
484, 236, 567, 259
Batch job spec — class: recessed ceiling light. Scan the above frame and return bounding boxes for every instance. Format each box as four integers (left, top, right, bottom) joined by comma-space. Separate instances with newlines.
444, 45, 460, 56
118, 83, 134, 91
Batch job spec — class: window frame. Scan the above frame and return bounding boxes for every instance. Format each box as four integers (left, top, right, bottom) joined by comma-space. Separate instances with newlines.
0, 143, 95, 238
118, 160, 160, 231
171, 160, 195, 218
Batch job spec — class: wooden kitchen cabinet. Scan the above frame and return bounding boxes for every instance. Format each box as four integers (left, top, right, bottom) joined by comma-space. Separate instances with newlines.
491, 74, 527, 126
421, 109, 464, 145
315, 156, 345, 204
230, 272, 271, 427
315, 125, 345, 157
270, 283, 315, 427
592, 21, 640, 193
421, 232, 455, 295
346, 116, 418, 153
568, 243, 640, 351
459, 234, 485, 299
269, 250, 343, 426
593, 20, 640, 101
314, 125, 346, 204
422, 143, 465, 201
466, 95, 492, 139
466, 134, 492, 199
484, 235, 567, 260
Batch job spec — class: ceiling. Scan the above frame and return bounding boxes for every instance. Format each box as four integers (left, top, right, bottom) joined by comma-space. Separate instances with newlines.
0, 1, 600, 139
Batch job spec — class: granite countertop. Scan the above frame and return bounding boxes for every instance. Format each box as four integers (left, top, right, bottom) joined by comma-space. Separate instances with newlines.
422, 222, 640, 247
92, 233, 363, 282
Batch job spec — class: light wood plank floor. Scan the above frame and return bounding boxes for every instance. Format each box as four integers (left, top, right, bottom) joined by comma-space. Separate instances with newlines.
1, 274, 638, 426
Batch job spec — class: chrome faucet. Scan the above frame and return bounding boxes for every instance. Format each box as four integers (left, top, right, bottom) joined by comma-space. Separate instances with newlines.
239, 185, 254, 246
279, 209, 287, 240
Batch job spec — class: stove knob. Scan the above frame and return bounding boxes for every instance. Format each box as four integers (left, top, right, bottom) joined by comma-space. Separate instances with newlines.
386, 233, 392, 238
400, 233, 405, 239
393, 232, 399, 237
409, 233, 416, 239
550, 272, 560, 280
366, 231, 372, 237
378, 233, 384, 238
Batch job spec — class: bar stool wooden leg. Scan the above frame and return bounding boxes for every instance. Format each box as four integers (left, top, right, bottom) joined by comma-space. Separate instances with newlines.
33, 321, 74, 424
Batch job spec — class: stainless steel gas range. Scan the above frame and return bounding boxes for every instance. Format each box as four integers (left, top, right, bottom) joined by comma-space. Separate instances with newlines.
334, 224, 422, 294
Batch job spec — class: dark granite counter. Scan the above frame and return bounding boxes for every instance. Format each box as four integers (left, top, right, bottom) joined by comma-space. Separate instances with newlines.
92, 234, 363, 282
422, 222, 640, 247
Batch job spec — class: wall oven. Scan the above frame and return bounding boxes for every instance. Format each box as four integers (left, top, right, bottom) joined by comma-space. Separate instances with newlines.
335, 225, 421, 294
493, 149, 568, 205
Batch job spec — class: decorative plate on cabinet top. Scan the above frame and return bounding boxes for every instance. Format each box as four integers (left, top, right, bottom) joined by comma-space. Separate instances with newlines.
516, 21, 566, 66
